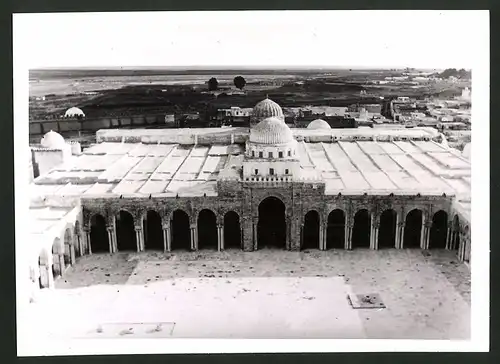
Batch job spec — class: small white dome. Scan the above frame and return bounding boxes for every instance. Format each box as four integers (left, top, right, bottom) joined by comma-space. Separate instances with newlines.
40, 130, 66, 149
249, 117, 294, 145
252, 98, 284, 121
307, 119, 331, 130
462, 143, 471, 160
64, 107, 85, 118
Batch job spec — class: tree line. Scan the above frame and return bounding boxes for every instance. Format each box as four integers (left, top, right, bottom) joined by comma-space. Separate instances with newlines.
207, 76, 247, 91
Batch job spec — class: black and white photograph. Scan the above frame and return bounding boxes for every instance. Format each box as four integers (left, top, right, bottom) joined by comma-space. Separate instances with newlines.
13, 10, 489, 355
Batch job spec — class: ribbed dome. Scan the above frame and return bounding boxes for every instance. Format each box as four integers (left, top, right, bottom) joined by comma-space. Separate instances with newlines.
65, 107, 85, 118
307, 119, 331, 130
249, 117, 294, 145
40, 130, 66, 149
252, 98, 284, 121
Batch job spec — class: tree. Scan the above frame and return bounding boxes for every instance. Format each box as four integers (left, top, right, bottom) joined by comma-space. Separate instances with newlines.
208, 77, 219, 91
233, 76, 246, 90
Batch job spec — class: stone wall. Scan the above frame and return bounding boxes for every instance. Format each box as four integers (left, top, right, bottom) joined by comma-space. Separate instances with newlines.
80, 183, 454, 254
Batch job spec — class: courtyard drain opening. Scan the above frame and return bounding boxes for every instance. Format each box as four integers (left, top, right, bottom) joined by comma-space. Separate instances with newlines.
347, 293, 386, 309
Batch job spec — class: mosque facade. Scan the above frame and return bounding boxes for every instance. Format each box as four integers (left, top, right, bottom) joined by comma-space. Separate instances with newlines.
27, 98, 472, 292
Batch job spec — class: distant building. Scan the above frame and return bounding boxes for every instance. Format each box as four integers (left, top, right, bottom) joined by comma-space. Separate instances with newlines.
396, 96, 411, 103
64, 107, 85, 118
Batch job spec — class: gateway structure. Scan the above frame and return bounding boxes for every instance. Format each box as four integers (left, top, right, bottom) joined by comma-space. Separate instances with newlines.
27, 98, 472, 292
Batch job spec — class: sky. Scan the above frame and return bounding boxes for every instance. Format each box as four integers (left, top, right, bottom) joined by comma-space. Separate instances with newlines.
14, 11, 488, 70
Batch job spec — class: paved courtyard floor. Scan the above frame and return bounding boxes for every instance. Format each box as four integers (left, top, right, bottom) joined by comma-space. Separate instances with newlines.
27, 248, 470, 340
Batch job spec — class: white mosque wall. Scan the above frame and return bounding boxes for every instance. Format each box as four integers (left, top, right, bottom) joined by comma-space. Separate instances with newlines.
32, 146, 71, 178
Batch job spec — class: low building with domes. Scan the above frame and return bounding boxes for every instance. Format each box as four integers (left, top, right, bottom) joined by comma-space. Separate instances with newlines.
30, 130, 75, 178
26, 98, 472, 294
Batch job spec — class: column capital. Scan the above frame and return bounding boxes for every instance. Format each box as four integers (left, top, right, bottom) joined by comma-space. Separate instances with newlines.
162, 224, 170, 230
190, 224, 197, 229
134, 226, 142, 231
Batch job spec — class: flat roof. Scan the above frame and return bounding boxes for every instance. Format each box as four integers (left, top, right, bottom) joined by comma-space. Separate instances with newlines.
32, 129, 470, 199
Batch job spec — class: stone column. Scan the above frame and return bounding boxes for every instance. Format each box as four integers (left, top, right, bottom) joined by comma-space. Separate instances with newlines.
43, 254, 55, 288
345, 224, 353, 250
134, 226, 144, 252
162, 223, 171, 252
420, 216, 427, 249
446, 223, 453, 250
371, 223, 380, 250
70, 244, 76, 264
319, 223, 325, 251
84, 228, 92, 255
190, 224, 198, 251
242, 217, 254, 252
289, 218, 300, 252
300, 224, 304, 250
253, 217, 259, 251
39, 264, 51, 289
218, 223, 224, 251
423, 221, 432, 249
397, 223, 406, 249
107, 227, 114, 253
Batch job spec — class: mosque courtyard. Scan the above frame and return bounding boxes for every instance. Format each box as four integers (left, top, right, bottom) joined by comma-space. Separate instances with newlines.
26, 248, 470, 340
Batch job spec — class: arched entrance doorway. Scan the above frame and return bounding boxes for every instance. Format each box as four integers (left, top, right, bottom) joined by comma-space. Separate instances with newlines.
404, 209, 423, 248
198, 209, 218, 250
116, 210, 137, 251
326, 209, 345, 250
171, 210, 191, 250
52, 238, 64, 278
463, 225, 470, 262
429, 210, 448, 249
302, 210, 320, 250
63, 228, 74, 266
451, 215, 460, 251
74, 221, 82, 257
352, 209, 371, 249
90, 214, 109, 253
258, 196, 286, 249
144, 210, 163, 251
38, 250, 50, 289
224, 211, 241, 250
378, 209, 397, 249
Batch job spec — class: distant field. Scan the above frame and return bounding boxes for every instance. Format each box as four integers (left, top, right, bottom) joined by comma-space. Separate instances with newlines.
29, 74, 300, 97
28, 69, 469, 122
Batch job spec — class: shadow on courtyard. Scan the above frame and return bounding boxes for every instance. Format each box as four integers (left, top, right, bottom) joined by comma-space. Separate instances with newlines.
54, 248, 471, 306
